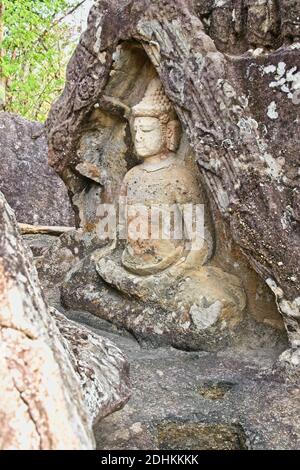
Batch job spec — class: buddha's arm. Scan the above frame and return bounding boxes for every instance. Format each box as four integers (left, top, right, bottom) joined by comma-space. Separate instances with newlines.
169, 199, 209, 272
174, 167, 212, 271
117, 174, 129, 242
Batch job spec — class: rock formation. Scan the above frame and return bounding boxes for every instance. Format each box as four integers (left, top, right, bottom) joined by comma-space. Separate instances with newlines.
0, 191, 130, 449
93, 328, 299, 450
93, 77, 246, 349
44, 0, 299, 370
52, 308, 130, 425
0, 112, 74, 226
0, 192, 92, 449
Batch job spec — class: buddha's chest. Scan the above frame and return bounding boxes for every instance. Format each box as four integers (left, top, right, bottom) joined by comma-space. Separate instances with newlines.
125, 170, 177, 205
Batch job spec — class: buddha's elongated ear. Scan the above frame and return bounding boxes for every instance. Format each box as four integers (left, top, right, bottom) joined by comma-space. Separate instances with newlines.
166, 120, 181, 151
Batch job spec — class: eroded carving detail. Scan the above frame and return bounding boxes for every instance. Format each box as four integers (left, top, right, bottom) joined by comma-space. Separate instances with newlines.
45, 2, 296, 365
95, 77, 246, 342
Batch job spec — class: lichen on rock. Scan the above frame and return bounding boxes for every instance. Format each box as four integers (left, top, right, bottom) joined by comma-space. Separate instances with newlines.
43, 0, 299, 372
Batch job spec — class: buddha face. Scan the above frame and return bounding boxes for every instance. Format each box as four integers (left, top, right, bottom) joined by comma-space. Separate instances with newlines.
133, 117, 165, 158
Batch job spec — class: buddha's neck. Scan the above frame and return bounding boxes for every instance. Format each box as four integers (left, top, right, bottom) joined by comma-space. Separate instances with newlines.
142, 152, 173, 165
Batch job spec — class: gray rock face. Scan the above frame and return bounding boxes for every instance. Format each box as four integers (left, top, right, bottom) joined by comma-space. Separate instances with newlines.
44, 0, 299, 368
0, 191, 130, 448
52, 308, 130, 425
0, 112, 74, 226
195, 0, 300, 53
22, 234, 59, 257
92, 325, 299, 450
57, 247, 274, 352
0, 191, 93, 450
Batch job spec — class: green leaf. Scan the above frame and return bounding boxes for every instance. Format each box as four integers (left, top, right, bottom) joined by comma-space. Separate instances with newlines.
2, 0, 82, 121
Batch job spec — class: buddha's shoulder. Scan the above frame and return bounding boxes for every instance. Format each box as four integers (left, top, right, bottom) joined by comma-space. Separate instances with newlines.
123, 159, 195, 182
167, 160, 196, 180
123, 165, 143, 182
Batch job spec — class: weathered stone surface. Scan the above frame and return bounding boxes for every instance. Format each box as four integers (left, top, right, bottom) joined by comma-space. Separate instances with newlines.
62, 252, 245, 351
52, 308, 130, 425
156, 422, 247, 450
23, 234, 60, 258
36, 228, 280, 352
0, 192, 130, 448
91, 324, 299, 450
45, 0, 299, 366
0, 112, 74, 226
87, 77, 246, 350
36, 228, 101, 308
195, 0, 300, 53
0, 192, 93, 450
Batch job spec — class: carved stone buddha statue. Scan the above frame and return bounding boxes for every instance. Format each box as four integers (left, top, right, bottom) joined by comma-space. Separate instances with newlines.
120, 78, 212, 278
95, 77, 246, 333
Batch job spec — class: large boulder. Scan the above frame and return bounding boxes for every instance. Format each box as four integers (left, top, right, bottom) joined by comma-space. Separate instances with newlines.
0, 191, 130, 449
0, 112, 74, 226
52, 308, 130, 425
45, 0, 299, 368
0, 192, 92, 449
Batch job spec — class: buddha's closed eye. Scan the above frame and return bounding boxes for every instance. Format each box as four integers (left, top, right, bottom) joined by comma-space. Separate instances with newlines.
141, 128, 154, 133
135, 125, 155, 131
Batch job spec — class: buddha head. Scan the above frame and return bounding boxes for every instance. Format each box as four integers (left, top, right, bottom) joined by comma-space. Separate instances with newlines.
131, 78, 181, 159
